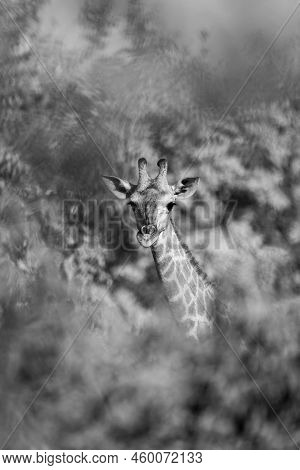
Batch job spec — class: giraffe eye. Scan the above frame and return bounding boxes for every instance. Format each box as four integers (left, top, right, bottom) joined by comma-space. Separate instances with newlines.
167, 202, 176, 211
128, 201, 136, 210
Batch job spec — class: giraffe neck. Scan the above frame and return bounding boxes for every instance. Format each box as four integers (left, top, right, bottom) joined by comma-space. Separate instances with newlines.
151, 218, 214, 339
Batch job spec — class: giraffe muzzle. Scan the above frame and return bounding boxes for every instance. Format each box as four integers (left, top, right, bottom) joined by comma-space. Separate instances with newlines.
137, 225, 159, 248
141, 225, 156, 236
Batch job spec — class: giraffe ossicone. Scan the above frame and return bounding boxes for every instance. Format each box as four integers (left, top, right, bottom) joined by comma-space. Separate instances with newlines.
102, 158, 215, 339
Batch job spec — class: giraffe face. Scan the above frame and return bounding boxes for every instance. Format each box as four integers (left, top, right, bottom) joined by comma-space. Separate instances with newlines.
102, 158, 200, 248
128, 185, 175, 248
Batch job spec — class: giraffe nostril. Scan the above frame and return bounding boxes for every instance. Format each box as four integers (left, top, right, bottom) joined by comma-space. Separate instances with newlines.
141, 225, 156, 236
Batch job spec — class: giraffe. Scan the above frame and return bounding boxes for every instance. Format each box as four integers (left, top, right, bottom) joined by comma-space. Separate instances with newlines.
102, 158, 216, 339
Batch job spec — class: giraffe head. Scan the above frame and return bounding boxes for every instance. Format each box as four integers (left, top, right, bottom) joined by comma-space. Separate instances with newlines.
102, 159, 199, 248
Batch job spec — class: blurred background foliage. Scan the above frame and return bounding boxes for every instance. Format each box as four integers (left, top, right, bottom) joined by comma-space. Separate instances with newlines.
0, 0, 300, 449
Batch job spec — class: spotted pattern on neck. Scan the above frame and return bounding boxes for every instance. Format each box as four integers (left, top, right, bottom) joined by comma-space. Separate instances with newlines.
152, 219, 215, 339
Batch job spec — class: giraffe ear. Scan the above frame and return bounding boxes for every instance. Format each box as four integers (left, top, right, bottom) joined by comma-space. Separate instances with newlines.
101, 176, 134, 200
173, 177, 200, 199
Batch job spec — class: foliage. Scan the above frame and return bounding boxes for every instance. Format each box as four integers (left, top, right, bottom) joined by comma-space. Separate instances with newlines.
0, 0, 299, 450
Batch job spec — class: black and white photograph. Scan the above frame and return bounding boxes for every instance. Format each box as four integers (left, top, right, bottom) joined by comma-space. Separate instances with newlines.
0, 0, 300, 457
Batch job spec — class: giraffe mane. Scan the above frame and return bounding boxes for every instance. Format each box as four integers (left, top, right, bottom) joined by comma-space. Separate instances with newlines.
171, 219, 212, 287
